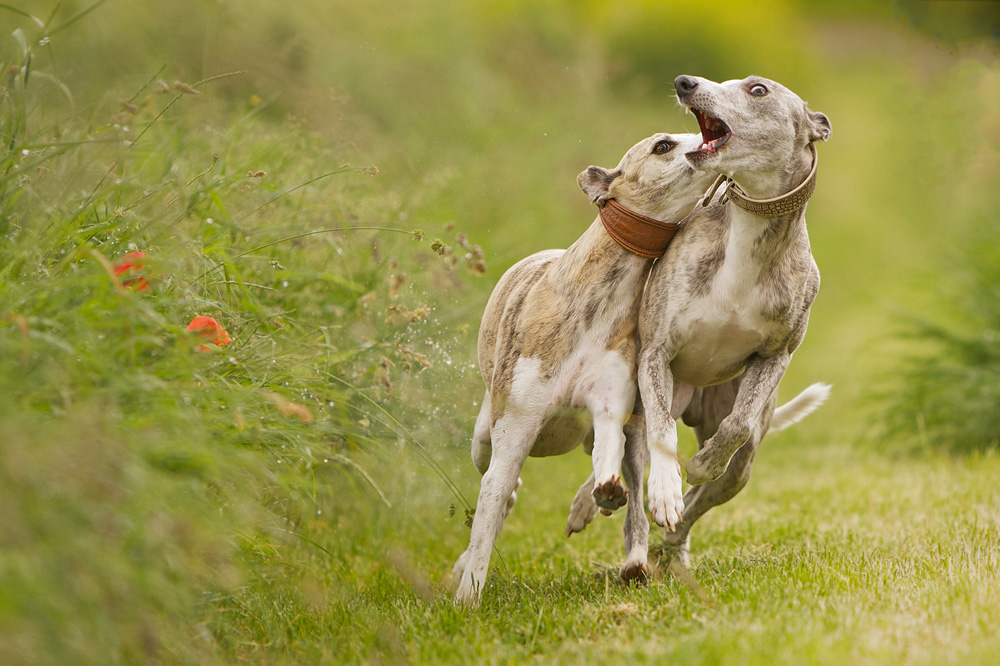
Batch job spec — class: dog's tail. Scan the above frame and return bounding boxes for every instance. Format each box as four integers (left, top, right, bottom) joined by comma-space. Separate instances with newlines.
770, 383, 832, 432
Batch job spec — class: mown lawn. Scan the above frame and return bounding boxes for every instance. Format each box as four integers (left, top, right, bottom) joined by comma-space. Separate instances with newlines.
209, 432, 1000, 665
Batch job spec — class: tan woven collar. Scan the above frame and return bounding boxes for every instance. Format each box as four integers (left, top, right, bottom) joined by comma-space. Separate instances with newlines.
702, 143, 818, 217
599, 199, 683, 259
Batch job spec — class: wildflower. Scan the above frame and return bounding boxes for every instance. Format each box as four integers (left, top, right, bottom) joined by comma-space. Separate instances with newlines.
114, 251, 151, 292
186, 316, 233, 351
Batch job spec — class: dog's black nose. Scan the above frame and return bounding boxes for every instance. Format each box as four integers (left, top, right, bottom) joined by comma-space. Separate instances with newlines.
675, 75, 698, 97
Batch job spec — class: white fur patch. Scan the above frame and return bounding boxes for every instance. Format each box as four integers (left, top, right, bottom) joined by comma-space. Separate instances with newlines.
506, 335, 635, 459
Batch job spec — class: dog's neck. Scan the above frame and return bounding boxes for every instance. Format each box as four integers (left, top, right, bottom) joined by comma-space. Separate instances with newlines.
544, 218, 653, 336
711, 144, 817, 281
706, 143, 817, 210
724, 144, 817, 218
598, 199, 683, 259
558, 218, 652, 284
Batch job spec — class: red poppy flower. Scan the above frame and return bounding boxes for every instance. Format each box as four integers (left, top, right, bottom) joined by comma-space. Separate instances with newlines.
185, 316, 233, 351
114, 251, 151, 292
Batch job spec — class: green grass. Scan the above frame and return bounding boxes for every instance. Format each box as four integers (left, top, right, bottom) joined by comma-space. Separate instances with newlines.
2, 1, 999, 665
196, 440, 1000, 665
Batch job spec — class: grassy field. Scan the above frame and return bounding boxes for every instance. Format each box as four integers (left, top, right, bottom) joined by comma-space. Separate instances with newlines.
1, 1, 999, 664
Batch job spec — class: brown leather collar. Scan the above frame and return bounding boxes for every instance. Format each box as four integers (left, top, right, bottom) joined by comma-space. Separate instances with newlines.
598, 199, 683, 259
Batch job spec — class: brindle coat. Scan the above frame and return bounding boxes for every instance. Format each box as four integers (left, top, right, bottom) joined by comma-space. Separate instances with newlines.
644, 75, 830, 568
568, 75, 832, 573
453, 132, 715, 606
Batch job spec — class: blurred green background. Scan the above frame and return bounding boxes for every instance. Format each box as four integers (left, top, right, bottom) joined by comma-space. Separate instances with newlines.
8, 0, 998, 415
2, 0, 998, 663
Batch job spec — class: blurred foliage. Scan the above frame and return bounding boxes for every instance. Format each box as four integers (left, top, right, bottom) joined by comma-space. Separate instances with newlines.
894, 0, 1000, 42
878, 227, 1000, 452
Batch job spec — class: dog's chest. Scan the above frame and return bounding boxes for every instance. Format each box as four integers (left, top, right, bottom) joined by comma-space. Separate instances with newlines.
505, 337, 634, 456
511, 331, 632, 409
668, 276, 782, 386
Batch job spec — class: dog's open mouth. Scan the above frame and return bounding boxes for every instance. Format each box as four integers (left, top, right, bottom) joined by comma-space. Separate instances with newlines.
690, 108, 732, 156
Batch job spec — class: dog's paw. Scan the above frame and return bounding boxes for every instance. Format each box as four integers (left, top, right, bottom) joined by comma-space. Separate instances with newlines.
566, 482, 599, 537
647, 465, 684, 531
450, 549, 470, 589
592, 475, 628, 513
454, 579, 481, 608
620, 558, 650, 585
660, 538, 691, 570
687, 425, 751, 485
685, 448, 730, 485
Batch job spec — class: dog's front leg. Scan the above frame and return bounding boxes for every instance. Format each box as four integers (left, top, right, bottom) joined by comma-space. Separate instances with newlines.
588, 362, 635, 512
590, 412, 629, 511
639, 345, 684, 531
686, 352, 790, 485
455, 412, 537, 607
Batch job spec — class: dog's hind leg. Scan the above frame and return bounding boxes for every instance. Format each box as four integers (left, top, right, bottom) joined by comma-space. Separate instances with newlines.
620, 413, 651, 583
686, 353, 788, 485
566, 472, 598, 536
663, 435, 761, 568
470, 392, 521, 517
661, 382, 772, 568
455, 411, 539, 607
453, 392, 521, 589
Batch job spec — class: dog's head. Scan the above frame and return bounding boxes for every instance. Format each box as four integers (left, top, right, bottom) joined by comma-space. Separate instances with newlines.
577, 132, 714, 223
674, 75, 831, 192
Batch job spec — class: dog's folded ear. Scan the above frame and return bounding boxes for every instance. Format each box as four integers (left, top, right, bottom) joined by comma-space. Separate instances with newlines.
807, 110, 832, 142
577, 166, 619, 206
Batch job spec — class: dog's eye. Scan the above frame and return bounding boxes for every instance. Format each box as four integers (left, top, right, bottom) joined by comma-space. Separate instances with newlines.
652, 141, 674, 154
749, 83, 769, 97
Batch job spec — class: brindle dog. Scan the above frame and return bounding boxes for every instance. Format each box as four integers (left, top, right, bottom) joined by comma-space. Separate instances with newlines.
568, 75, 832, 575
643, 75, 831, 567
452, 132, 714, 606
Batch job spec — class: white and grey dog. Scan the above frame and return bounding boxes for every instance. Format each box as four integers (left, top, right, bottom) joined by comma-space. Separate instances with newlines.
569, 75, 832, 576
452, 132, 715, 605
567, 76, 831, 578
